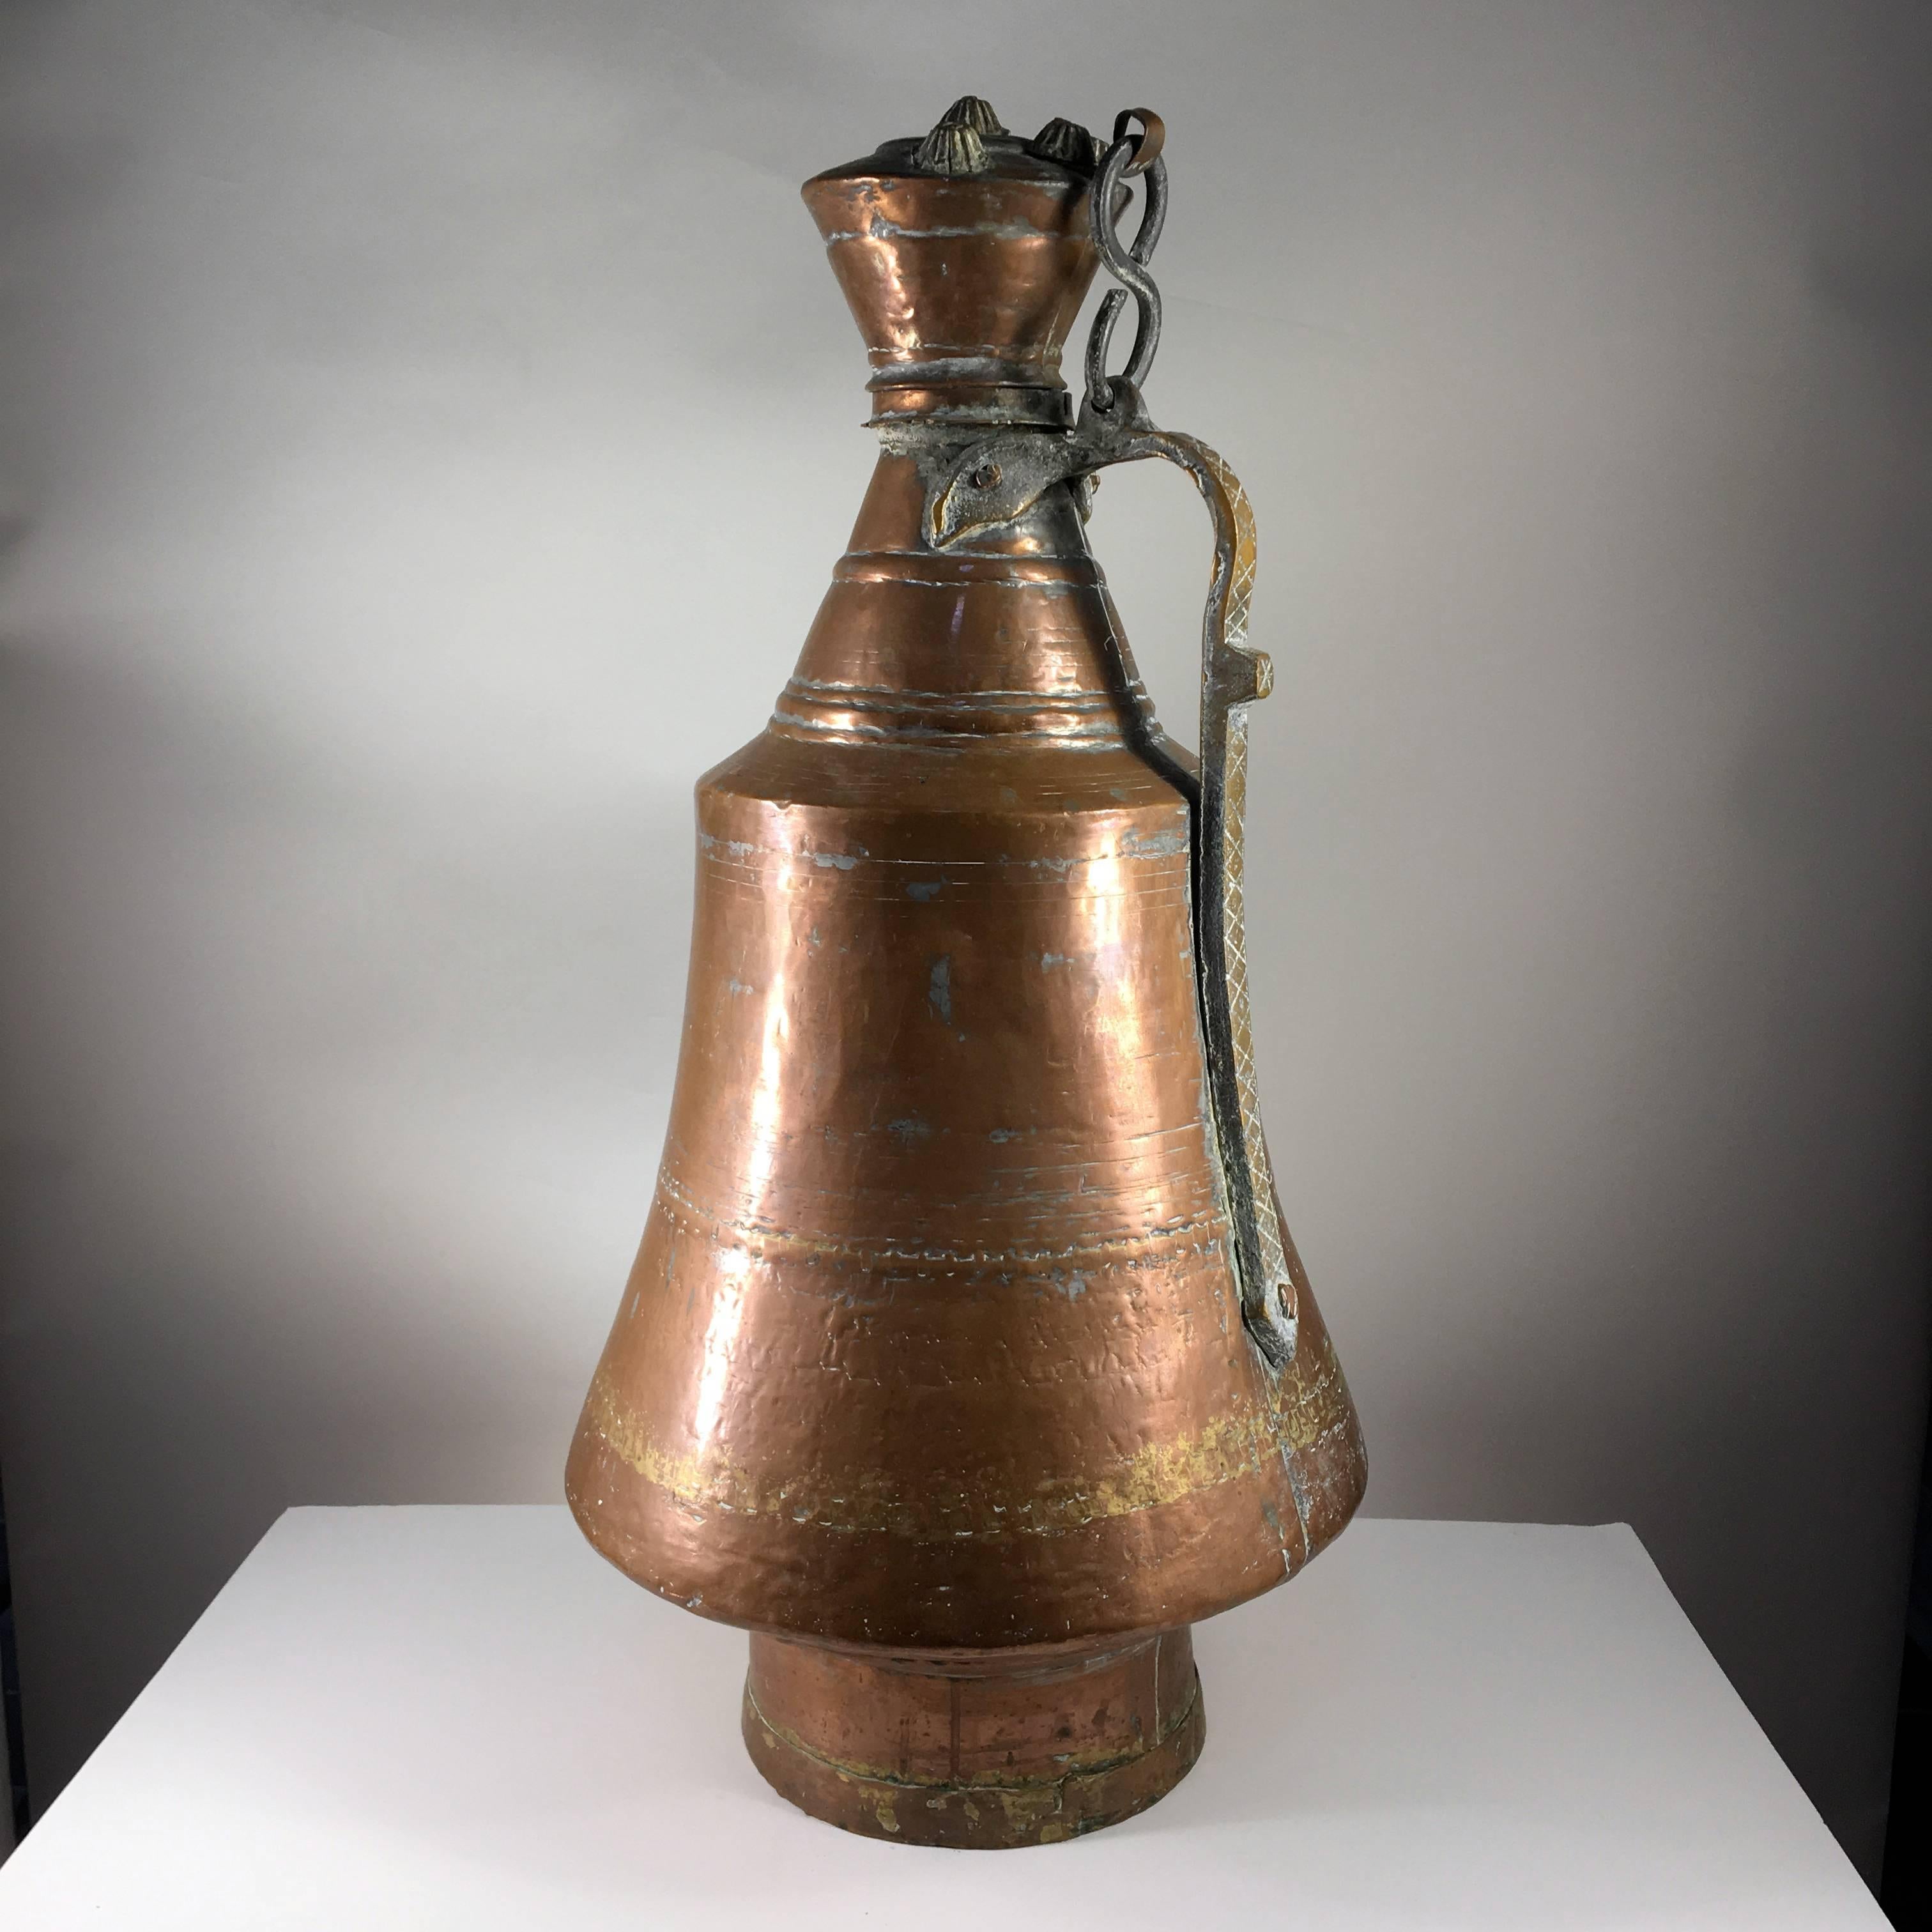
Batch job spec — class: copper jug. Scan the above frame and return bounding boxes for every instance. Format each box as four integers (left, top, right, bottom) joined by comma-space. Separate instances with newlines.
566, 96, 1366, 1849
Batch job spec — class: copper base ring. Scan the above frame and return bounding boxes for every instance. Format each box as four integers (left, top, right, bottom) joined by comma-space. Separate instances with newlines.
740, 1626, 1206, 1849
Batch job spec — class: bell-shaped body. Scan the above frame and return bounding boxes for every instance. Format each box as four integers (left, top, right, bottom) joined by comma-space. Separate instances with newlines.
567, 99, 1364, 1847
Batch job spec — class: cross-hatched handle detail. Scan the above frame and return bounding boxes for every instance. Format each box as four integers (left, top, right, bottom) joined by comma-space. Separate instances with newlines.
924, 394, 1299, 1368
1155, 430, 1298, 1368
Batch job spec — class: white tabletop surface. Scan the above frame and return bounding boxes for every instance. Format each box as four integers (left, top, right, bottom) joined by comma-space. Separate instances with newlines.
0, 1506, 1884, 1928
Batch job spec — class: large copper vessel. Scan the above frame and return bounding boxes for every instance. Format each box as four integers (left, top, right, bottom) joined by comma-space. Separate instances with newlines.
567, 96, 1366, 1849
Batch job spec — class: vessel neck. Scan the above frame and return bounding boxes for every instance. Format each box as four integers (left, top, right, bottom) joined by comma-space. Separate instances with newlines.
770, 443, 1163, 753
803, 122, 1103, 434
864, 357, 1073, 430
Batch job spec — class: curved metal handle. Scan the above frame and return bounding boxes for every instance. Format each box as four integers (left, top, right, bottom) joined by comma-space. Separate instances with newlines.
1149, 427, 1301, 1372
925, 386, 1299, 1369
922, 109, 1300, 1369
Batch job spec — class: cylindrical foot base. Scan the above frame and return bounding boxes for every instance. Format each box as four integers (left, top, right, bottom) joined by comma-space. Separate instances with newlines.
742, 1626, 1205, 1848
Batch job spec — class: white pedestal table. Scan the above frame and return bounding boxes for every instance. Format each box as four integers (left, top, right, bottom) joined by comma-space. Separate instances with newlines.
0, 1507, 1886, 1928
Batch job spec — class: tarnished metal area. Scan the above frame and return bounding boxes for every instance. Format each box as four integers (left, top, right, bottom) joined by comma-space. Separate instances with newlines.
744, 1630, 1205, 1848
565, 95, 1365, 1848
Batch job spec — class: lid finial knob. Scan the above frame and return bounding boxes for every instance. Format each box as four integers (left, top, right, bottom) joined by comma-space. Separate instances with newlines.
914, 94, 1005, 175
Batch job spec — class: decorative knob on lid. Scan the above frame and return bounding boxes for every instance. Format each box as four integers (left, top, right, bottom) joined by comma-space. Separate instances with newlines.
913, 94, 1006, 176
1029, 116, 1104, 171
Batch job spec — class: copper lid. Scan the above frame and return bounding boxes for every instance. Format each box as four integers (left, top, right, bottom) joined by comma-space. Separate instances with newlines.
802, 97, 1109, 429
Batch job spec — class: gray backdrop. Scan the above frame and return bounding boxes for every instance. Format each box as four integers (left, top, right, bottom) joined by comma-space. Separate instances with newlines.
3, 0, 1929, 1883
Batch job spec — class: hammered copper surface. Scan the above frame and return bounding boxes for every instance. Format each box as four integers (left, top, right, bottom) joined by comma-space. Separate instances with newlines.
744, 1630, 1205, 1848
565, 98, 1365, 1848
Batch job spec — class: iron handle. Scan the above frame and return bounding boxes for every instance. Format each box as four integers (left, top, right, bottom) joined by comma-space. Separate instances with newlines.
926, 384, 1300, 1370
